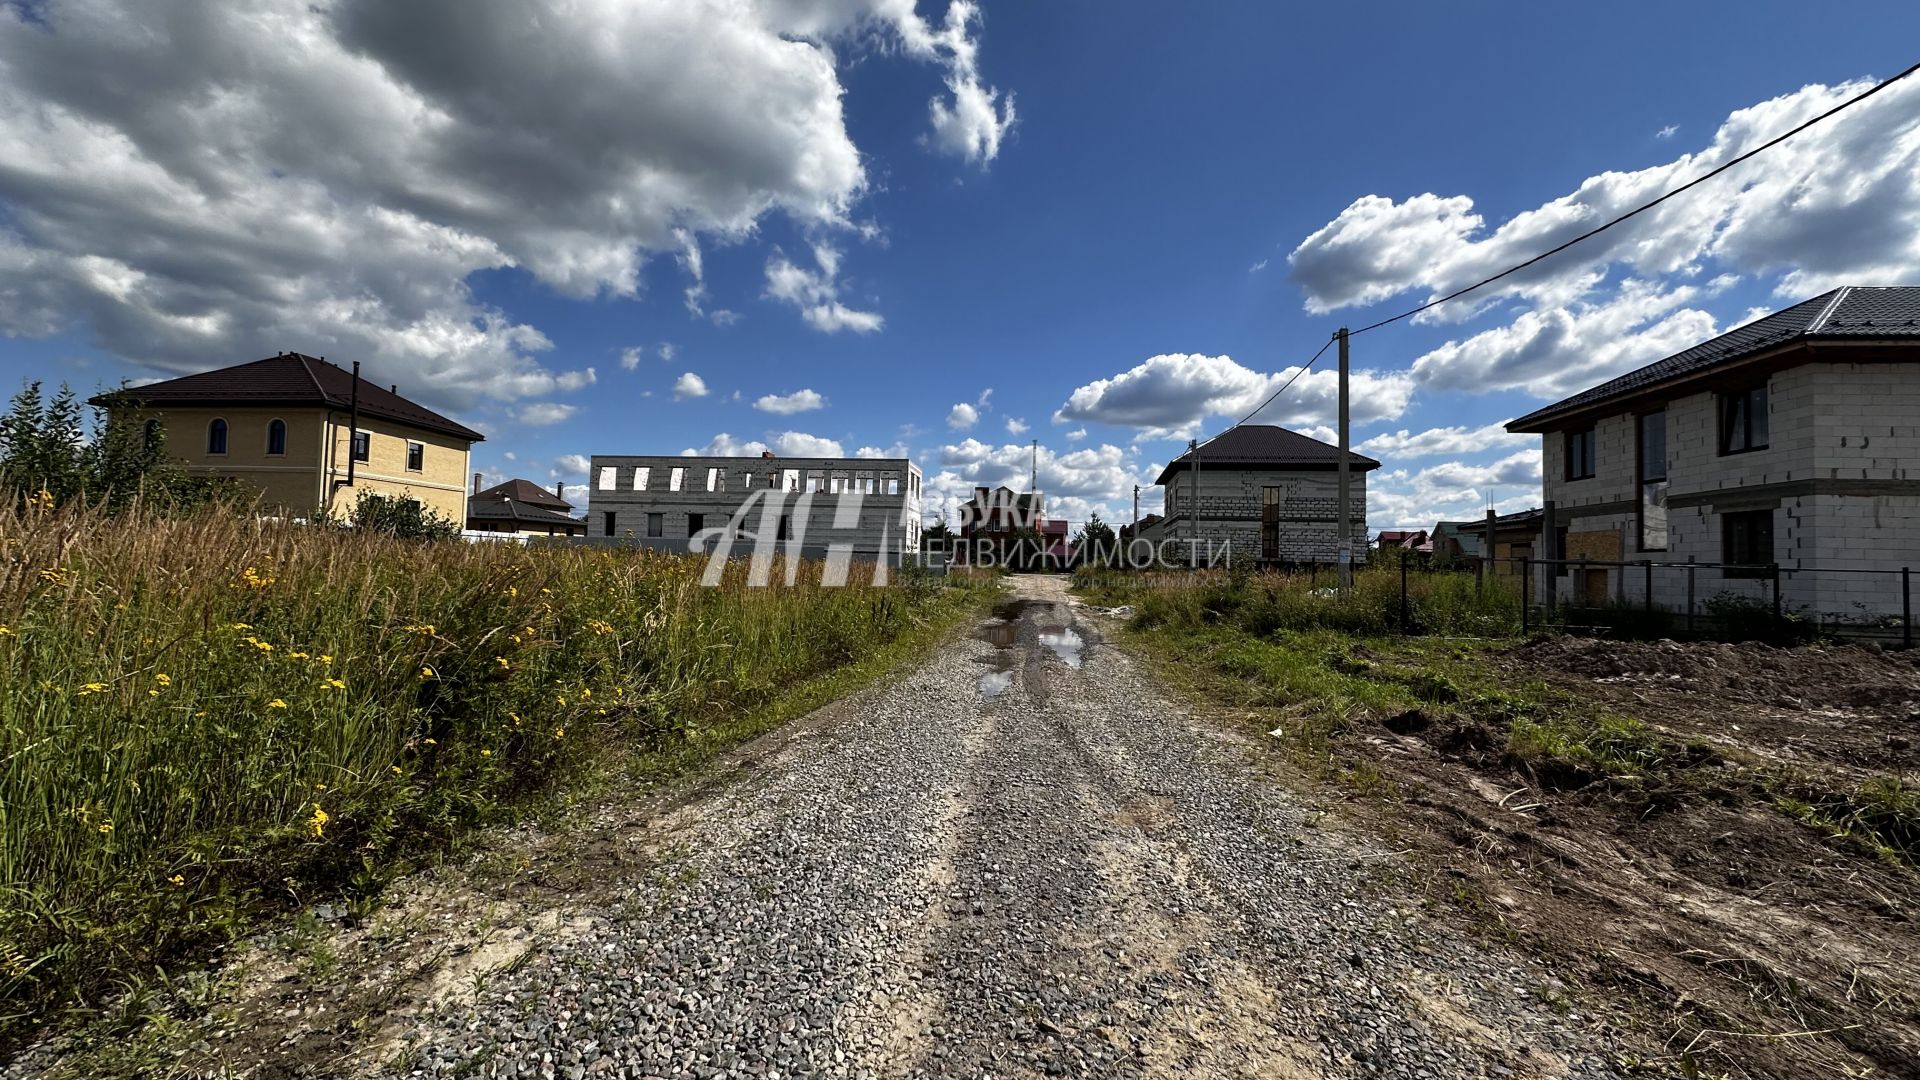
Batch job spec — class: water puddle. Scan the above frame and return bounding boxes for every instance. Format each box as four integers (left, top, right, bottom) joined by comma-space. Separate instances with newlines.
1038, 626, 1084, 668
979, 620, 1017, 648
978, 669, 1013, 699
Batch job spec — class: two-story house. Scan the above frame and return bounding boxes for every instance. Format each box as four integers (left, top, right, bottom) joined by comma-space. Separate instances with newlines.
1141, 424, 1379, 565
1506, 286, 1920, 617
91, 352, 483, 522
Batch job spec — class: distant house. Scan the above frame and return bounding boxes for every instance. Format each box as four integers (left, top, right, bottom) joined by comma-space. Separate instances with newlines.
90, 352, 483, 522
1430, 509, 1544, 574
1506, 286, 1920, 614
466, 477, 586, 537
1376, 529, 1429, 551
956, 486, 1069, 564
1143, 424, 1379, 564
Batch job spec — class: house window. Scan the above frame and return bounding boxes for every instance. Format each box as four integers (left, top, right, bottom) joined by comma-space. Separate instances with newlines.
1721, 509, 1774, 577
669, 467, 684, 492
266, 418, 287, 456
688, 512, 704, 536
603, 511, 616, 537
634, 467, 650, 490
1719, 385, 1769, 455
406, 441, 424, 471
351, 431, 370, 462
207, 418, 228, 455
1563, 427, 1595, 481
777, 514, 791, 541
647, 513, 663, 538
1637, 411, 1667, 552
707, 468, 722, 492
598, 466, 616, 490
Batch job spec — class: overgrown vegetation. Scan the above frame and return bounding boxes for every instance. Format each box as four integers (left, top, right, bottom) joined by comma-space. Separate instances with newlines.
0, 382, 235, 512
0, 498, 985, 1043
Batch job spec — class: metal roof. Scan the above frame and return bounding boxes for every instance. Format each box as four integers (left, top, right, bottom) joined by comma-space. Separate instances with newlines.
1154, 425, 1380, 486
474, 478, 572, 511
1507, 286, 1920, 431
90, 353, 485, 442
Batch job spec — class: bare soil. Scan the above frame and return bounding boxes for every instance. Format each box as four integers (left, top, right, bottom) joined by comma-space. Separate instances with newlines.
1340, 637, 1920, 1079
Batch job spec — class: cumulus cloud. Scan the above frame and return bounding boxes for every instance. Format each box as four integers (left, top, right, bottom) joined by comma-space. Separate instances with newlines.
921, 438, 1150, 527
1055, 353, 1414, 441
1005, 417, 1028, 435
754, 388, 827, 415
856, 443, 910, 459
516, 402, 577, 426
764, 243, 884, 333
619, 346, 644, 371
0, 0, 1010, 409
772, 431, 844, 457
946, 402, 979, 430
1656, 124, 1679, 140
1366, 451, 1543, 531
1357, 421, 1534, 459
552, 453, 592, 479
1065, 428, 1086, 441
1285, 74, 1920, 399
672, 372, 709, 400
683, 433, 769, 457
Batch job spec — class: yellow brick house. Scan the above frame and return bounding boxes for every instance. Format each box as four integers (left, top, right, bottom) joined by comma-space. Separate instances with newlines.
91, 352, 484, 522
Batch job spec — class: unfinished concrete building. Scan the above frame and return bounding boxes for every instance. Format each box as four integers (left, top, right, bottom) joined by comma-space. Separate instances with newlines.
585, 451, 923, 562
1141, 425, 1378, 564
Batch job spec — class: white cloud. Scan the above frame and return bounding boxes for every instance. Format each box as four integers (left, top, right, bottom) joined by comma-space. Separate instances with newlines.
922, 439, 1150, 526
517, 402, 577, 426
947, 402, 979, 430
772, 431, 844, 457
1249, 259, 1269, 273
1366, 451, 1543, 531
764, 243, 883, 333
1005, 417, 1028, 435
0, 0, 1009, 410
856, 443, 910, 459
619, 346, 643, 371
1055, 352, 1414, 441
1065, 428, 1086, 441
683, 433, 770, 457
1410, 278, 1724, 396
1357, 421, 1534, 459
1656, 124, 1680, 140
552, 453, 592, 479
657, 343, 678, 362
1285, 75, 1920, 399
754, 388, 827, 415
673, 372, 709, 400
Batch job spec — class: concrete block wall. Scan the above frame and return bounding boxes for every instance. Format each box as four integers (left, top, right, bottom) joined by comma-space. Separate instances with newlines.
585, 454, 922, 560
1160, 468, 1367, 564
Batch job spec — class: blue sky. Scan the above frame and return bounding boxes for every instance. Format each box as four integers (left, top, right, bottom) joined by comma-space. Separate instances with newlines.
3, 1, 1919, 531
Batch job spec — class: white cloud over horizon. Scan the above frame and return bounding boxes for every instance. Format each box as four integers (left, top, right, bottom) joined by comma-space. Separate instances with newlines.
1055, 352, 1414, 441
754, 388, 828, 415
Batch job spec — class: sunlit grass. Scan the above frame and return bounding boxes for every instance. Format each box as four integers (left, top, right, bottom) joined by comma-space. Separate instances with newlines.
0, 497, 975, 1034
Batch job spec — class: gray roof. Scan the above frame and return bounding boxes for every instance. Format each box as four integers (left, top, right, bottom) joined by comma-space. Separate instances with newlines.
1508, 286, 1920, 431
466, 499, 584, 529
1155, 425, 1380, 486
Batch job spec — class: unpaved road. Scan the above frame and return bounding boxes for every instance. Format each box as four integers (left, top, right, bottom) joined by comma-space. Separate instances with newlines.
378, 576, 1638, 1079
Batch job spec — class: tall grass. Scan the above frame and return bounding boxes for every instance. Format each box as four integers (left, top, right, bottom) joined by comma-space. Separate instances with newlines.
0, 499, 972, 1034
1073, 561, 1523, 638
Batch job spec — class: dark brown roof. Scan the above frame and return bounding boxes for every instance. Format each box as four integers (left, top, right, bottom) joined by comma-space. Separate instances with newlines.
474, 478, 571, 511
1508, 286, 1920, 432
90, 353, 485, 442
465, 499, 583, 529
1155, 425, 1380, 485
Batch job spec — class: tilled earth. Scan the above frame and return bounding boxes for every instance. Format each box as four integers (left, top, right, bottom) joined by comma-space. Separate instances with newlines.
391, 577, 1640, 1079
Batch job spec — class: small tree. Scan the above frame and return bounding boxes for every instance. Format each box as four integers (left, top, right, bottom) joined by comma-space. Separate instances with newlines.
1072, 513, 1119, 568
0, 380, 233, 511
348, 490, 460, 541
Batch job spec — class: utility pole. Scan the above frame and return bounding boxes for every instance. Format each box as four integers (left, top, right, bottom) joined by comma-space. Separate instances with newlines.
1189, 438, 1201, 567
1030, 439, 1038, 493
1336, 327, 1352, 588
1132, 484, 1139, 531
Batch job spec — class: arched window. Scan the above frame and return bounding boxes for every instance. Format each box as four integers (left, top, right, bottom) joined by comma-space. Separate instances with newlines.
266, 418, 287, 456
207, 417, 228, 455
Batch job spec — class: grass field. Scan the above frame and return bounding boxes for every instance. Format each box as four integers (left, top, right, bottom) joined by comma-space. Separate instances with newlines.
0, 499, 984, 1042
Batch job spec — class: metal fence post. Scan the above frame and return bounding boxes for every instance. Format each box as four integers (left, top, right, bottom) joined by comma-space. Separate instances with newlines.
1522, 557, 1532, 635
1904, 567, 1913, 650
1643, 560, 1654, 614
1770, 563, 1782, 624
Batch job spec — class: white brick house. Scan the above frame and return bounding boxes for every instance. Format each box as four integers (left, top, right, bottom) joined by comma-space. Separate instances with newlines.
1506, 286, 1920, 619
1141, 424, 1378, 564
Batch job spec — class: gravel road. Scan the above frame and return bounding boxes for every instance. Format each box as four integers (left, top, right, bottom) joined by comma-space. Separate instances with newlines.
399, 576, 1638, 1079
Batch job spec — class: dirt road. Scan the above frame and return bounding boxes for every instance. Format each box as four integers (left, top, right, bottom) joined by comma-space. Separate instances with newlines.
364, 575, 1637, 1079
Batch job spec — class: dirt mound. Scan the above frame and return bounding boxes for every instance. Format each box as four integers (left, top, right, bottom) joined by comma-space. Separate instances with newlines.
1514, 636, 1920, 712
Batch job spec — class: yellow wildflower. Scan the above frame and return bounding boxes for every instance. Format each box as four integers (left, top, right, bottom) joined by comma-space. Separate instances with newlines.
404, 623, 437, 637
318, 654, 333, 664
228, 621, 253, 631
494, 656, 510, 669
267, 698, 288, 709
419, 665, 436, 680
507, 585, 519, 597
553, 727, 565, 739
239, 566, 275, 589
480, 748, 493, 757
306, 804, 329, 838
97, 822, 113, 834
422, 737, 437, 746
586, 619, 614, 635
390, 765, 402, 774
169, 874, 185, 887
148, 689, 159, 698
154, 673, 171, 687
75, 682, 109, 697
579, 687, 591, 700
0, 625, 13, 637
322, 677, 346, 690
556, 695, 567, 707
289, 651, 310, 660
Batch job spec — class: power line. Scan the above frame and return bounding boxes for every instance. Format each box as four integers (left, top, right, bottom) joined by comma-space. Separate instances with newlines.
1347, 58, 1920, 336
1224, 333, 1338, 434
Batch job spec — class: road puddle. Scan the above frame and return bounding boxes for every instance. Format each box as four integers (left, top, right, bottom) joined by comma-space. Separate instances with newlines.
978, 669, 1013, 699
979, 620, 1017, 648
1038, 626, 1083, 668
